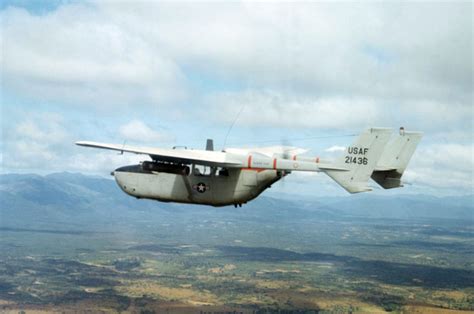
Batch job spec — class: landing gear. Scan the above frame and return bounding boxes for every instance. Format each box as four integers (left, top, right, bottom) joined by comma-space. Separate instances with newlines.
233, 203, 243, 208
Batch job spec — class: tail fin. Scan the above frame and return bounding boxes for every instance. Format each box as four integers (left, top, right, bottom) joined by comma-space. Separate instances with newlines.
371, 129, 423, 189
322, 128, 392, 193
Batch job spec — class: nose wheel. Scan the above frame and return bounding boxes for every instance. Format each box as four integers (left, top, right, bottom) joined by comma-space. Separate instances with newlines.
234, 203, 242, 208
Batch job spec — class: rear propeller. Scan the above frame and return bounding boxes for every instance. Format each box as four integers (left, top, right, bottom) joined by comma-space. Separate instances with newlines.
277, 138, 292, 184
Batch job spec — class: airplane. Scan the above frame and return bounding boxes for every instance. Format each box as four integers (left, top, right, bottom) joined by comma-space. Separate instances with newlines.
76, 127, 422, 207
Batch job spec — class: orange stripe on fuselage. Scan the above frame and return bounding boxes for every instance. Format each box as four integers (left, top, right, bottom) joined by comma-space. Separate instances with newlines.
241, 168, 266, 172
247, 155, 253, 168
273, 158, 277, 169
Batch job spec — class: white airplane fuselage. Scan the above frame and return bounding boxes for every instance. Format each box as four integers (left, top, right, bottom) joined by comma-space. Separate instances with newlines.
113, 164, 282, 207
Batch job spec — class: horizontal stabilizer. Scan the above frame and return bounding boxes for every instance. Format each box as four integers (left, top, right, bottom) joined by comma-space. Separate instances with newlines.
317, 164, 349, 172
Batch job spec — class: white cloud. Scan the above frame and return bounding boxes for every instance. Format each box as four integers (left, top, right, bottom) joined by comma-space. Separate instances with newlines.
2, 2, 471, 109
404, 143, 473, 192
68, 152, 145, 174
15, 113, 67, 143
3, 113, 71, 170
206, 90, 380, 129
2, 113, 153, 174
118, 119, 174, 143
204, 89, 472, 134
127, 2, 470, 102
325, 146, 346, 153
1, 4, 186, 107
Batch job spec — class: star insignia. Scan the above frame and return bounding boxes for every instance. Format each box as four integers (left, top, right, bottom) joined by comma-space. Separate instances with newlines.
194, 182, 208, 193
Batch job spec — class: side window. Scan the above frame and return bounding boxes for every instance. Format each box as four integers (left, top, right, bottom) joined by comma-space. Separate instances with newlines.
192, 165, 228, 177
217, 167, 229, 177
193, 165, 212, 176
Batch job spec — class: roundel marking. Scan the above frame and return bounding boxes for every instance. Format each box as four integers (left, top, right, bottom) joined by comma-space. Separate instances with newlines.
195, 182, 208, 193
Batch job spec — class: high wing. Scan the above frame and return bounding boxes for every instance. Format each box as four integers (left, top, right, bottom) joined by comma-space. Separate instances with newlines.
75, 141, 243, 167
225, 146, 308, 158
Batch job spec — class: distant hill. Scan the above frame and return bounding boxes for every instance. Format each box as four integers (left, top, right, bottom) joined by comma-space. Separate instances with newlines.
1, 172, 472, 225
316, 193, 474, 220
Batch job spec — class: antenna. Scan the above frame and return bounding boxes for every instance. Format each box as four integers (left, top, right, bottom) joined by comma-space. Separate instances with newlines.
119, 140, 126, 155
222, 104, 246, 150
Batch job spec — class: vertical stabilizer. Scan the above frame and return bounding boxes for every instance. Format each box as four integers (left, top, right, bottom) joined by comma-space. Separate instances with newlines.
323, 128, 392, 193
371, 129, 423, 189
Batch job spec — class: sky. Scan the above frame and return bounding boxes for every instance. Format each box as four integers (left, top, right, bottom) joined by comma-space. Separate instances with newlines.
1, 0, 472, 198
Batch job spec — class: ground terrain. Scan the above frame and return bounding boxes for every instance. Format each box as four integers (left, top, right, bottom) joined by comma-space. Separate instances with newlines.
0, 173, 473, 313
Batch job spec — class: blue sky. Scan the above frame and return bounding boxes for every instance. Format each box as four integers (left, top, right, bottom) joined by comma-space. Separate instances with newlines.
1, 1, 472, 197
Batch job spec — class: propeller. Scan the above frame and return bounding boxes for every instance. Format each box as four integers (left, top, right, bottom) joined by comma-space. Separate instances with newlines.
118, 140, 126, 155
277, 138, 292, 185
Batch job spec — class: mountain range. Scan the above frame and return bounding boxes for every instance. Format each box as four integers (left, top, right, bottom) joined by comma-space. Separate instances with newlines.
1, 172, 472, 226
